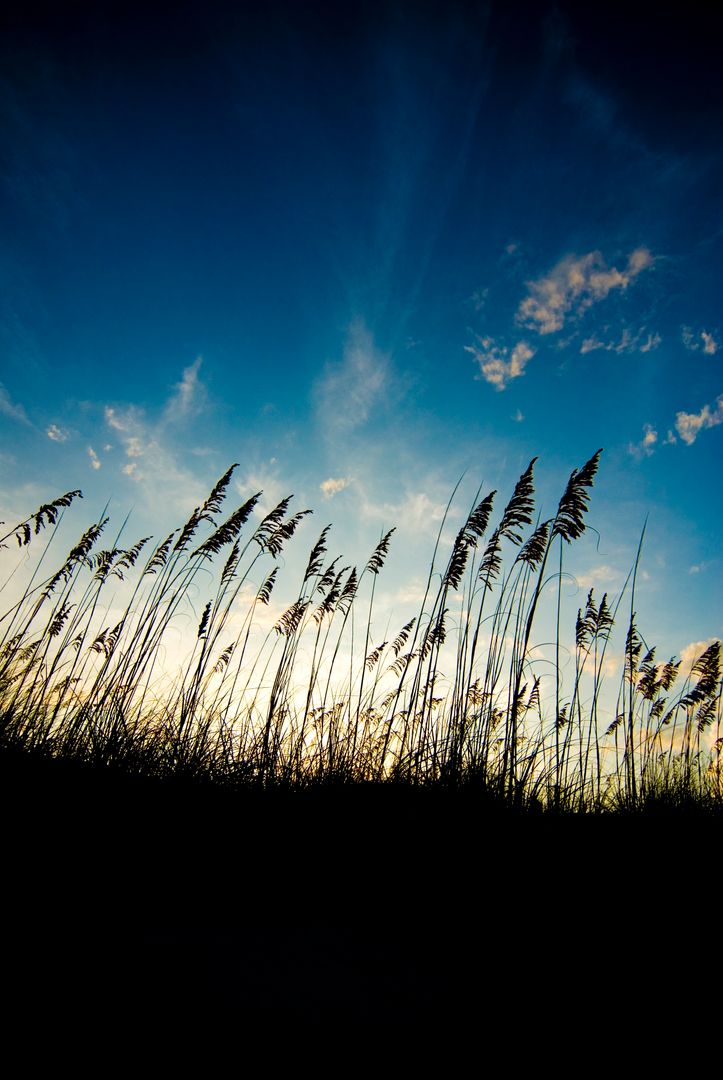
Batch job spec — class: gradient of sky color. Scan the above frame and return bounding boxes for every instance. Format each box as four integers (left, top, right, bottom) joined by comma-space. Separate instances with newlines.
1, 1, 721, 670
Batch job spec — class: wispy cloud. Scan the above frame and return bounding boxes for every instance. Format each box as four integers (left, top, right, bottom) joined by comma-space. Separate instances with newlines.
102, 362, 216, 513
87, 446, 101, 470
320, 476, 351, 500
46, 423, 69, 442
470, 286, 488, 311
511, 408, 524, 423
0, 383, 30, 425
575, 564, 622, 589
517, 248, 653, 335
675, 394, 723, 445
314, 320, 389, 433
640, 332, 662, 353
628, 423, 658, 459
580, 327, 661, 355
234, 461, 287, 518
465, 336, 535, 391
358, 487, 447, 540
682, 327, 719, 355
163, 356, 206, 424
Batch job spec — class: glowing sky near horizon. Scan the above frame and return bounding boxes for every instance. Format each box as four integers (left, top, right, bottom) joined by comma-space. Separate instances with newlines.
0, 1, 721, 668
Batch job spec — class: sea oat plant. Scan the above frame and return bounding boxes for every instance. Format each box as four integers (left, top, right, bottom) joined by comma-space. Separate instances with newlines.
1, 455, 720, 811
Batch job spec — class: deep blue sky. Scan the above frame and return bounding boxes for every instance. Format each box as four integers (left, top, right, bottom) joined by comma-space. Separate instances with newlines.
1, 0, 721, 662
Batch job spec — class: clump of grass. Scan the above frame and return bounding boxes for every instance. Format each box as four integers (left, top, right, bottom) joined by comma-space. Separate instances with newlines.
0, 455, 720, 812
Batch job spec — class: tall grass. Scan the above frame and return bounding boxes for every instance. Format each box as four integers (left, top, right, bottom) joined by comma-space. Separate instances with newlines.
1, 454, 720, 811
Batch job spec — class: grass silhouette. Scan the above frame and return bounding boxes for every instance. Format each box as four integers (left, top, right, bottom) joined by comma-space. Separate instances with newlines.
1, 450, 720, 814
1, 453, 719, 1037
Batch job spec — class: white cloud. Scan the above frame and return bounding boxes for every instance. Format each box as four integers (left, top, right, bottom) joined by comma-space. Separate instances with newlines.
126, 436, 144, 458
682, 327, 719, 355
314, 320, 389, 433
675, 394, 723, 445
164, 356, 206, 424
0, 384, 30, 425
679, 639, 721, 677
640, 332, 662, 353
511, 409, 524, 423
105, 405, 133, 433
320, 476, 351, 500
105, 405, 154, 466
465, 336, 535, 391
46, 424, 69, 442
517, 248, 653, 335
87, 446, 101, 470
702, 331, 719, 355
575, 564, 622, 589
628, 423, 658, 459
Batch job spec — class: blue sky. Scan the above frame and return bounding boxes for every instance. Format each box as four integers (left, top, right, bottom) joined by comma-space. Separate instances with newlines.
1, 1, 721, 669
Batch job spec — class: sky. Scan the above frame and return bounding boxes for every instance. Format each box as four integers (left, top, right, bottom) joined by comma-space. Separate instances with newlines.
1, 0, 721, 675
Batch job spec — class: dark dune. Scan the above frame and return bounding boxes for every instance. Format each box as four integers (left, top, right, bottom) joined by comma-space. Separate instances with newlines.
2, 749, 711, 1042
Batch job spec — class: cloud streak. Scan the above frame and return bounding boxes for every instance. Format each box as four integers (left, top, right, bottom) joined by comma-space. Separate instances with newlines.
517, 248, 653, 335
101, 360, 216, 513
314, 321, 389, 434
163, 356, 206, 423
580, 328, 661, 355
0, 384, 31, 425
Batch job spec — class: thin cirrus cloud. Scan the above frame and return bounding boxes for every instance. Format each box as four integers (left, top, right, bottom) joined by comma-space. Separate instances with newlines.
465, 337, 535, 391
674, 394, 723, 445
574, 564, 622, 589
516, 248, 654, 336
580, 328, 661, 355
46, 424, 69, 442
100, 360, 215, 514
163, 356, 206, 423
314, 320, 389, 434
0, 383, 30, 425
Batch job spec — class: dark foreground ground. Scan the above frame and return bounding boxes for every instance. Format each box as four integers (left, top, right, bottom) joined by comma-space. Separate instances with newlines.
2, 749, 717, 1054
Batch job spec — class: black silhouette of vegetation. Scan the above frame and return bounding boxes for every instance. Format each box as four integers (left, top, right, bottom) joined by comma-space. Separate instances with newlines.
1, 452, 720, 814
